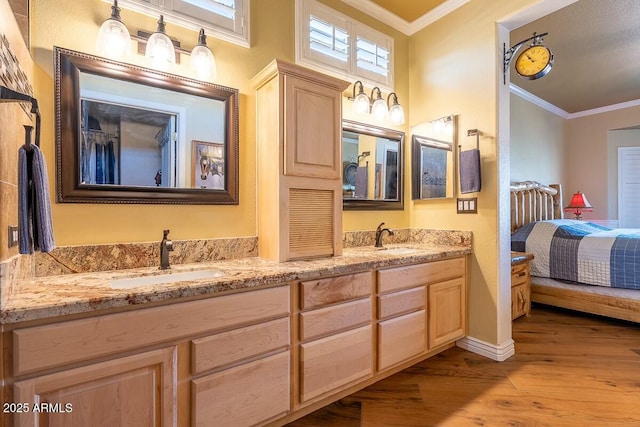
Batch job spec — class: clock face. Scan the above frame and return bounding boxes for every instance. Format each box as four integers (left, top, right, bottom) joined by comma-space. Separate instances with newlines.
515, 45, 553, 80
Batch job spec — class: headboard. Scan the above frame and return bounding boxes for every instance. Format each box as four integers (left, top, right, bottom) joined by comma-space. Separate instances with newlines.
510, 181, 564, 232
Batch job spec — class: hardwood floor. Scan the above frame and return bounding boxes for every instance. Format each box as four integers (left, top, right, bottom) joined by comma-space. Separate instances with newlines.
288, 305, 640, 426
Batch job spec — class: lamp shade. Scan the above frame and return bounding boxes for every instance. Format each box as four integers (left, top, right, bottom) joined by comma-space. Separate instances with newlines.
190, 29, 216, 81
96, 0, 131, 60
564, 191, 593, 220
145, 16, 175, 70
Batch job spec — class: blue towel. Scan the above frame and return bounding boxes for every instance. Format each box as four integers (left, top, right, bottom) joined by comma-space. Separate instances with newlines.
459, 149, 481, 194
18, 145, 55, 254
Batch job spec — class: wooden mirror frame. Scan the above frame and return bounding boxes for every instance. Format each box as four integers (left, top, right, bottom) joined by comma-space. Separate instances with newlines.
54, 46, 239, 204
342, 120, 404, 211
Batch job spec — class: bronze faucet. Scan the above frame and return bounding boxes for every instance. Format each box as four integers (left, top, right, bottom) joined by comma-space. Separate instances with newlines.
160, 229, 174, 269
375, 222, 394, 247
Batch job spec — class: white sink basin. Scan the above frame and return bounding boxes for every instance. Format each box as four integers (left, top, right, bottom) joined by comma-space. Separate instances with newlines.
110, 269, 225, 289
381, 247, 421, 255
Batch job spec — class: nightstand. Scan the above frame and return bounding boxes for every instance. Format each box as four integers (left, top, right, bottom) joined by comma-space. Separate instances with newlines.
511, 252, 534, 320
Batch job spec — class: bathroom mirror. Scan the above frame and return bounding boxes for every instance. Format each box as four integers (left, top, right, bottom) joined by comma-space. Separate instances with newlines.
411, 115, 457, 200
342, 120, 404, 210
54, 47, 239, 204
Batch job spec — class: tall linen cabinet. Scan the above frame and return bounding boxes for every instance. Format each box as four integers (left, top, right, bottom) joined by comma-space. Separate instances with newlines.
253, 60, 349, 261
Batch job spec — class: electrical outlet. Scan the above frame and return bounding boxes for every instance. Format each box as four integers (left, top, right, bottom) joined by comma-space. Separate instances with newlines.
8, 226, 18, 248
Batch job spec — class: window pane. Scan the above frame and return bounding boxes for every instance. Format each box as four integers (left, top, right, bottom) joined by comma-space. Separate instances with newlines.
356, 36, 388, 77
182, 0, 236, 19
310, 15, 349, 63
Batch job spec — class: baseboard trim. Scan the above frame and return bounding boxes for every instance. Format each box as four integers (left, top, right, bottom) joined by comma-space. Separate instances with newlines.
456, 336, 515, 361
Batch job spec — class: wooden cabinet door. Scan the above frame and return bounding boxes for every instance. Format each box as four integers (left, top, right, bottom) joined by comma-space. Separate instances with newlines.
428, 277, 466, 348
511, 283, 530, 319
378, 310, 426, 370
283, 75, 341, 180
13, 347, 176, 427
299, 325, 372, 403
191, 351, 290, 427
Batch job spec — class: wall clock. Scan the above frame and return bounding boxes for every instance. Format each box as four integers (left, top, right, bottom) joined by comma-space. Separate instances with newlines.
514, 44, 553, 80
503, 32, 553, 84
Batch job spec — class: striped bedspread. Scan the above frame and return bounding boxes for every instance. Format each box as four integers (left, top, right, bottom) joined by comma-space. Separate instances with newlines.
511, 219, 640, 289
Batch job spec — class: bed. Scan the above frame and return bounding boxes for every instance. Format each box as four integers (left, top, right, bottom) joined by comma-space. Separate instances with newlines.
510, 181, 640, 323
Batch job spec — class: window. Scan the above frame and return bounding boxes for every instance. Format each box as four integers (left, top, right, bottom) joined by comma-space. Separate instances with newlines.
296, 0, 394, 89
117, 0, 249, 47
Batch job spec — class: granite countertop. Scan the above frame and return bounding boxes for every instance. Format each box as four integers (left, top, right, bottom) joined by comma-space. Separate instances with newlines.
1, 243, 471, 324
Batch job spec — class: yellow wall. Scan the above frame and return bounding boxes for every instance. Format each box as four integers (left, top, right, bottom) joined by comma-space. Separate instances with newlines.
30, 0, 410, 245
408, 0, 537, 344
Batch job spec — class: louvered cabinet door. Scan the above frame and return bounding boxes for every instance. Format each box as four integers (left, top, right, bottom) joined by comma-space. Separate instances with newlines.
286, 182, 342, 260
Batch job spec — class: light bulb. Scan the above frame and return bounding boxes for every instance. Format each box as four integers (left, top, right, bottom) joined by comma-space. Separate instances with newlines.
352, 92, 370, 115
145, 16, 175, 71
371, 97, 388, 121
190, 29, 217, 81
389, 103, 405, 125
96, 1, 131, 60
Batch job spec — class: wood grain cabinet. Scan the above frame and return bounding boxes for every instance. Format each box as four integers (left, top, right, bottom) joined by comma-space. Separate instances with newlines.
376, 257, 467, 370
296, 272, 373, 405
511, 252, 533, 320
6, 286, 291, 427
253, 59, 350, 262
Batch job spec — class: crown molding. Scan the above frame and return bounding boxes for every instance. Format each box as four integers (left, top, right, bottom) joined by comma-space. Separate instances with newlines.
509, 84, 569, 119
339, 0, 470, 36
407, 0, 471, 35
510, 84, 640, 120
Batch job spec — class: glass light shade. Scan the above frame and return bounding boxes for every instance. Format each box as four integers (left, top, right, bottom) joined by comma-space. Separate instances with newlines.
352, 92, 370, 115
96, 18, 131, 60
145, 19, 175, 71
389, 103, 405, 125
371, 97, 388, 121
190, 44, 216, 81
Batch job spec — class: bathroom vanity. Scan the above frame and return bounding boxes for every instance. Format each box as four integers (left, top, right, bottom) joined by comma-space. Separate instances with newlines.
1, 244, 469, 427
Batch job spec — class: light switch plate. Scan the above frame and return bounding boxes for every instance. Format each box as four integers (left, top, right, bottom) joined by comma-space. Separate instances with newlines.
8, 226, 18, 248
457, 197, 477, 214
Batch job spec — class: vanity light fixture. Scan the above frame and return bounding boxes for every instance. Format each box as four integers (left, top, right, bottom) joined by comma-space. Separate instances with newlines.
145, 15, 176, 70
430, 115, 453, 132
370, 87, 388, 122
96, 0, 132, 60
348, 81, 405, 126
350, 80, 370, 115
387, 92, 405, 125
190, 29, 217, 81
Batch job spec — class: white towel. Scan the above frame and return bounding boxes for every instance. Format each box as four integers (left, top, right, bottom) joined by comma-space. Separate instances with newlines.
18, 145, 55, 254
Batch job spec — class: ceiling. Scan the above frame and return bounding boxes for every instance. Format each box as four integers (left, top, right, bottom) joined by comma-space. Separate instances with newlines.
343, 0, 640, 116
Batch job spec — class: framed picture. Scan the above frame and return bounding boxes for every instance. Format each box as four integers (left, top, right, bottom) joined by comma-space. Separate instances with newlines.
412, 135, 456, 200
192, 140, 225, 189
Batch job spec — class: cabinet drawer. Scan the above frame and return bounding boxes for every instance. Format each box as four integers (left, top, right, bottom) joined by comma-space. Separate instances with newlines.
191, 317, 290, 375
300, 325, 372, 403
377, 286, 425, 320
192, 351, 290, 427
378, 310, 426, 370
13, 286, 290, 376
300, 272, 371, 310
377, 257, 465, 293
300, 298, 370, 341
511, 263, 529, 286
